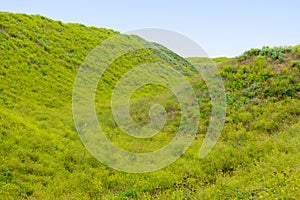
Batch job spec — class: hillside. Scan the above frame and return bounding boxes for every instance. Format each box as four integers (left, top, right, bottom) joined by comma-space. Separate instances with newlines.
0, 12, 300, 199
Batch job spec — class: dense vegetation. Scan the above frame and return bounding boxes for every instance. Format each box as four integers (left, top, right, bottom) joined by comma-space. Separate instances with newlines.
0, 12, 300, 199
237, 45, 300, 63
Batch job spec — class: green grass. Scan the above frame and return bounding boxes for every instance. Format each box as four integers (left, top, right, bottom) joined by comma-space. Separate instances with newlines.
1, 12, 300, 199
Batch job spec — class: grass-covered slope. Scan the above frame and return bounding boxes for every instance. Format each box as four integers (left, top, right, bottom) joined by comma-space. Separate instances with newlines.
1, 12, 300, 199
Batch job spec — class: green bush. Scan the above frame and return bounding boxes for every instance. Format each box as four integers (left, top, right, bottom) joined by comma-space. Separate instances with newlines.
238, 45, 293, 62
296, 45, 300, 56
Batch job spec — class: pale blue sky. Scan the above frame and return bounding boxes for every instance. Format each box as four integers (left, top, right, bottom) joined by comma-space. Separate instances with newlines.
1, 0, 299, 57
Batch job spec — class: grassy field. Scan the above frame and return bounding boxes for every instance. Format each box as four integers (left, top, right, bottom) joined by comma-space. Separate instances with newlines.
0, 12, 300, 199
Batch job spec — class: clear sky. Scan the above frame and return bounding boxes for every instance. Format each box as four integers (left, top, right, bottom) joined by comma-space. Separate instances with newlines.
1, 0, 299, 57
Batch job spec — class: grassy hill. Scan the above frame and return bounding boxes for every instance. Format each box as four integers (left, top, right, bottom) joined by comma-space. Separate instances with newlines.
0, 12, 300, 199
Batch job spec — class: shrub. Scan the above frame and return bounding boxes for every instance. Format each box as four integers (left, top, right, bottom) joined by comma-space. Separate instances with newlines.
239, 46, 293, 62
296, 45, 300, 56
